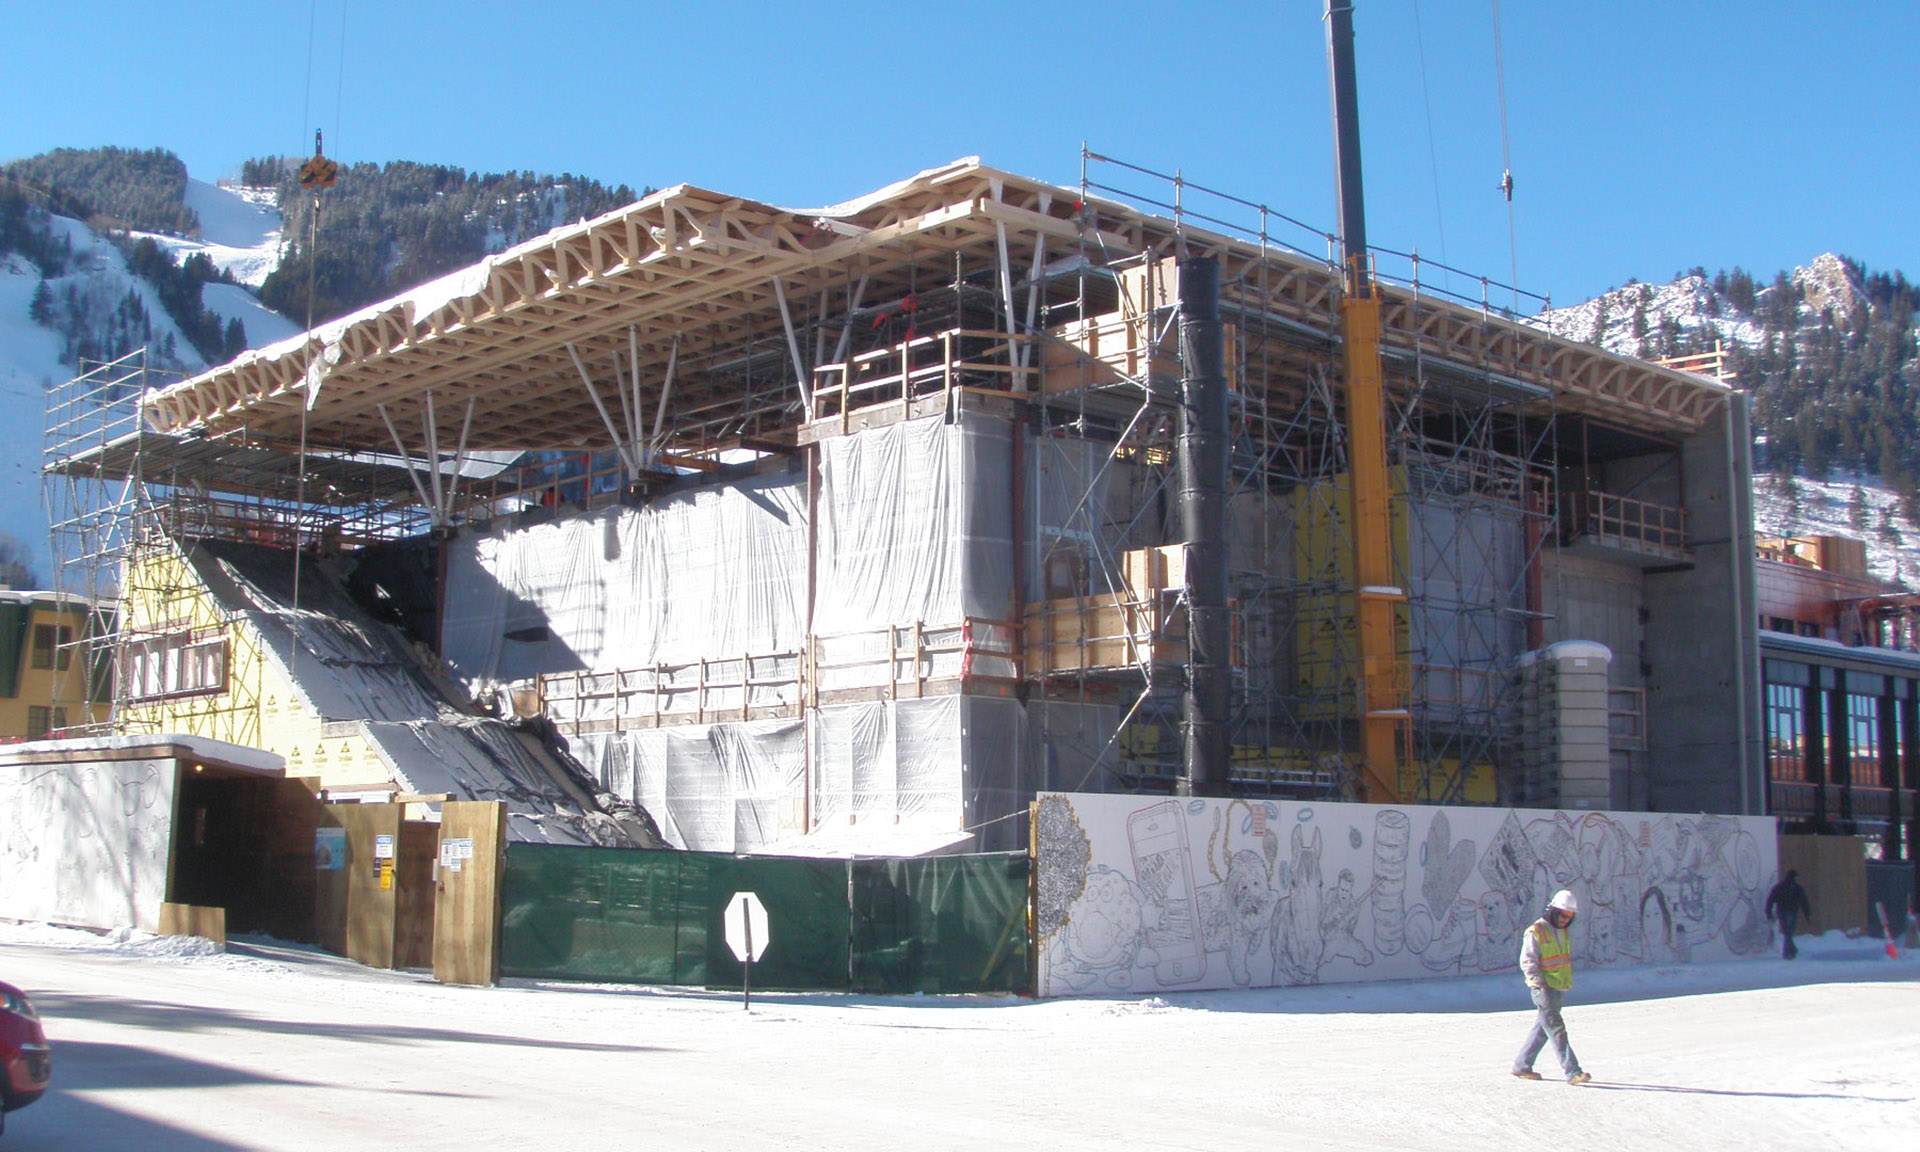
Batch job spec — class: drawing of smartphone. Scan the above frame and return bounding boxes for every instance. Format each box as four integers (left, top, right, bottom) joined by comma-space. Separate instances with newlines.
1128, 800, 1206, 985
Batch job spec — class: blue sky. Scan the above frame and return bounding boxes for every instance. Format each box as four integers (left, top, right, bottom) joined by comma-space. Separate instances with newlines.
3, 1, 1914, 308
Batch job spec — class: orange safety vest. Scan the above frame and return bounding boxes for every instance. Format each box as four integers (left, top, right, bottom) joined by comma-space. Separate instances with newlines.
1528, 920, 1573, 990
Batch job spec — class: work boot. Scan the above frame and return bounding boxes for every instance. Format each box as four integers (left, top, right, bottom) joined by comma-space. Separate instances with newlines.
1511, 1070, 1542, 1080
1567, 1072, 1592, 1085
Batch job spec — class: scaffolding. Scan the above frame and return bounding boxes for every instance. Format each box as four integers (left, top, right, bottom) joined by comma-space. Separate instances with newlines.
1019, 150, 1566, 803
37, 152, 1724, 831
41, 348, 441, 739
42, 349, 161, 736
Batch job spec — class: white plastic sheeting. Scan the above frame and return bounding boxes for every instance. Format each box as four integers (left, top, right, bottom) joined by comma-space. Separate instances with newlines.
810, 696, 965, 834
569, 718, 804, 853
357, 719, 655, 847
960, 695, 1038, 853
441, 413, 1014, 691
441, 472, 810, 687
1026, 698, 1127, 794
1406, 498, 1528, 719
813, 412, 1014, 635
441, 413, 1028, 857
562, 694, 1049, 856
192, 540, 447, 723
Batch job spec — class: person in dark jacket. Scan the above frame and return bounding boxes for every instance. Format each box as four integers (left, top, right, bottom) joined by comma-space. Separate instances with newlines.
1764, 870, 1813, 959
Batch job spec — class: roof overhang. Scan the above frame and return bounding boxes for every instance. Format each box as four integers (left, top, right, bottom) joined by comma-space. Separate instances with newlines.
138, 158, 1734, 470
0, 733, 286, 777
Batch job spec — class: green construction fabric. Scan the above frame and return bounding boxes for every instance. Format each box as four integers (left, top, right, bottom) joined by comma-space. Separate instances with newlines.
702, 854, 851, 993
499, 845, 1033, 996
500, 844, 709, 985
850, 852, 1031, 994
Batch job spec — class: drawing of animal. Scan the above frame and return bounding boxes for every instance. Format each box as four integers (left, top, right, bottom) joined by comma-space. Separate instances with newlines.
1196, 849, 1278, 984
1270, 824, 1326, 984
1050, 866, 1149, 992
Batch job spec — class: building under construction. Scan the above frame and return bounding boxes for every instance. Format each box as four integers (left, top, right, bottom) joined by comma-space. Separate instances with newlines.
43, 154, 1761, 855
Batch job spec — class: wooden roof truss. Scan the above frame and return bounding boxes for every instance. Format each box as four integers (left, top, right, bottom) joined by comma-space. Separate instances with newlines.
135, 159, 1733, 510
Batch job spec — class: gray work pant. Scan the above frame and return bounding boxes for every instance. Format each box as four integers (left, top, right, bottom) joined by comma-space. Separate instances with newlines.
1515, 985, 1583, 1077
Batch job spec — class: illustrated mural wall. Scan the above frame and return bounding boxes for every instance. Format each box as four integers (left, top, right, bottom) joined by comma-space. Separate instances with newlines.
0, 758, 176, 933
1035, 792, 1777, 997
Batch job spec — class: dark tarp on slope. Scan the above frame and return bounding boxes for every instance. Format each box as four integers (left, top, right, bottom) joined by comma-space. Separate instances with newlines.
180, 538, 660, 847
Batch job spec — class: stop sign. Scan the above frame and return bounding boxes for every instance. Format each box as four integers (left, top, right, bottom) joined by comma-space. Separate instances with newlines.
724, 891, 770, 963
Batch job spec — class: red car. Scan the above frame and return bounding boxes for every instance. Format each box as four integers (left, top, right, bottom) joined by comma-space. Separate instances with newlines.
0, 981, 50, 1136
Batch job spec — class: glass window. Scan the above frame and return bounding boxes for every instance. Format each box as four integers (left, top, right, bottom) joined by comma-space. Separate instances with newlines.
1847, 693, 1881, 787
29, 623, 72, 671
120, 630, 228, 702
1766, 682, 1806, 783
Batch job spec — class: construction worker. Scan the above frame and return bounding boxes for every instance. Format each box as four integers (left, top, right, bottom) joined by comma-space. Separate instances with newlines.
1764, 870, 1813, 959
1512, 889, 1591, 1085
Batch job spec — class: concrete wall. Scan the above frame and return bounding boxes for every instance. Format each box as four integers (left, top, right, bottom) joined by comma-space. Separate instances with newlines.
1643, 396, 1764, 815
1544, 552, 1644, 688
0, 753, 177, 932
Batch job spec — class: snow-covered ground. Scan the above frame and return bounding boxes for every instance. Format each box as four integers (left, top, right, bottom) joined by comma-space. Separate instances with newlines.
1, 920, 1913, 1150
130, 180, 284, 290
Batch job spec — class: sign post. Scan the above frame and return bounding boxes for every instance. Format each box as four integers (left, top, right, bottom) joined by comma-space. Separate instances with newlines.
724, 891, 770, 1010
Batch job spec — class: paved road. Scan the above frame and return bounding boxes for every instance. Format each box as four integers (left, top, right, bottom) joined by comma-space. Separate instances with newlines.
1, 936, 1916, 1151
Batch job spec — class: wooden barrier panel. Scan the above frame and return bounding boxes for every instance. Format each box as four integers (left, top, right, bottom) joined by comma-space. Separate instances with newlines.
1777, 833, 1869, 934
158, 902, 226, 948
332, 803, 403, 970
434, 801, 506, 986
394, 819, 438, 969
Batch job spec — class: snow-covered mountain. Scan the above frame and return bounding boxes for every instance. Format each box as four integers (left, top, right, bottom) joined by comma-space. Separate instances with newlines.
0, 179, 299, 586
1536, 252, 1864, 360
1537, 253, 1920, 588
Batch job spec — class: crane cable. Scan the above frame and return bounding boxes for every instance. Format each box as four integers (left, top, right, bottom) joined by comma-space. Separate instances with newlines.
1411, 0, 1451, 296
1490, 0, 1520, 312
289, 1, 345, 682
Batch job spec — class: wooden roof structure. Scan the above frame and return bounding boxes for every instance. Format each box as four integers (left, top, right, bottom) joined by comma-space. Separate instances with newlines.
139, 158, 1734, 476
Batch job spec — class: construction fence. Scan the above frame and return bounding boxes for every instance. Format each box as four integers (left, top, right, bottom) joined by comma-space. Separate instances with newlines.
498, 844, 1031, 995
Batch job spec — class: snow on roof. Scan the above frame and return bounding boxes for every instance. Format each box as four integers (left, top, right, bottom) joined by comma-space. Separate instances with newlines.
0, 731, 285, 775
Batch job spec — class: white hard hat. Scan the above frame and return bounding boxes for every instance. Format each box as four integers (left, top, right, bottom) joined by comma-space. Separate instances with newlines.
1549, 889, 1579, 915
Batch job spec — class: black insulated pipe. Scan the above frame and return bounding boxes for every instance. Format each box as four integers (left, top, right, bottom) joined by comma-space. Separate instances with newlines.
1177, 257, 1231, 797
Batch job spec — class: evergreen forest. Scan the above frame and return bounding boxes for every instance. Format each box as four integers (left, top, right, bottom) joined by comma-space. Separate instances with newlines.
242, 155, 640, 324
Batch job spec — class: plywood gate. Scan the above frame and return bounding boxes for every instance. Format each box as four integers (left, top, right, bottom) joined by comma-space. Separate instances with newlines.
394, 819, 438, 969
433, 801, 506, 986
333, 803, 402, 969
1777, 833, 1868, 934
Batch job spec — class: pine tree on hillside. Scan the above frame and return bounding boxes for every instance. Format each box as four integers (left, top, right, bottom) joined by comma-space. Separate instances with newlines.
0, 146, 199, 235
255, 157, 639, 326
